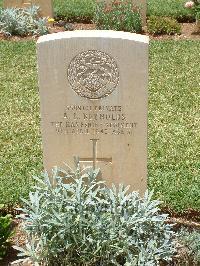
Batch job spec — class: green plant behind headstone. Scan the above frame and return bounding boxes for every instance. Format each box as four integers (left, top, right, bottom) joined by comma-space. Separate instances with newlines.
54, 0, 95, 22
147, 16, 181, 35
94, 0, 142, 33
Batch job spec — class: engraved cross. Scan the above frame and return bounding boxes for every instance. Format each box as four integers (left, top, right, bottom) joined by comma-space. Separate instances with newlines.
79, 139, 112, 170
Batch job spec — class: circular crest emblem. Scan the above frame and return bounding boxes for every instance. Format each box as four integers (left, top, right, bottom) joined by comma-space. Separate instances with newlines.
67, 50, 119, 99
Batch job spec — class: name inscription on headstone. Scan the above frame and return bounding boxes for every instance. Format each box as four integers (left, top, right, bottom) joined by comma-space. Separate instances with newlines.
51, 105, 137, 135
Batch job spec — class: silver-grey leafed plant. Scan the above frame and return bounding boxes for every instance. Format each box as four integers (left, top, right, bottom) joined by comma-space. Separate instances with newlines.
14, 161, 176, 265
178, 229, 200, 265
0, 6, 48, 36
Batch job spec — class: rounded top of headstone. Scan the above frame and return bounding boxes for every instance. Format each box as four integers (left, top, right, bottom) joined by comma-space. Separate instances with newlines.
37, 30, 149, 44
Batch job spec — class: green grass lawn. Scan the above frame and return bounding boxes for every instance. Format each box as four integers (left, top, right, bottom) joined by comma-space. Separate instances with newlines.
0, 42, 42, 205
0, 40, 199, 212
148, 41, 200, 211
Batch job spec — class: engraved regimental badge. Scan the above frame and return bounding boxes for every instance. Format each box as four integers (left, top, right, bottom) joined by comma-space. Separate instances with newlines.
67, 50, 119, 99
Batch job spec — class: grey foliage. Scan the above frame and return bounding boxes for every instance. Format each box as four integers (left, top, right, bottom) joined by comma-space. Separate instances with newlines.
0, 6, 48, 36
14, 163, 176, 265
178, 229, 200, 264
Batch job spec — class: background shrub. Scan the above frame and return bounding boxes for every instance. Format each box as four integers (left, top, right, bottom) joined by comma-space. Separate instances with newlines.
147, 16, 181, 35
0, 214, 13, 260
0, 0, 197, 23
0, 6, 48, 36
53, 0, 195, 23
15, 165, 176, 265
53, 0, 95, 23
94, 0, 142, 33
147, 0, 195, 22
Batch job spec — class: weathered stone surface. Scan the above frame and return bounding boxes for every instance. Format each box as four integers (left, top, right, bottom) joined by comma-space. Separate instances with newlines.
37, 30, 149, 194
3, 0, 53, 18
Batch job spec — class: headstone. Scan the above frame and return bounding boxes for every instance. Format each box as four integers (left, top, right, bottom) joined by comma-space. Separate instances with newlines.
37, 30, 149, 194
97, 0, 147, 26
3, 0, 53, 18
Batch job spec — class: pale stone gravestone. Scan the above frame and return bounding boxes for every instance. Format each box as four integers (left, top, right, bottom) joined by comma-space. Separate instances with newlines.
37, 30, 149, 194
3, 0, 53, 18
97, 0, 147, 26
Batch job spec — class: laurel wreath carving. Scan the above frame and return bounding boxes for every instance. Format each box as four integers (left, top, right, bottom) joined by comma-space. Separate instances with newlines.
67, 50, 119, 99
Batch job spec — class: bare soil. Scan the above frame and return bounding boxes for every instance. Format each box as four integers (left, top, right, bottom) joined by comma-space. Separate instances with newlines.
0, 22, 199, 42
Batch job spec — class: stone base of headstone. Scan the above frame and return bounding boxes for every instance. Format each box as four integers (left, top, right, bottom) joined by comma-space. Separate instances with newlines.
3, 0, 53, 18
